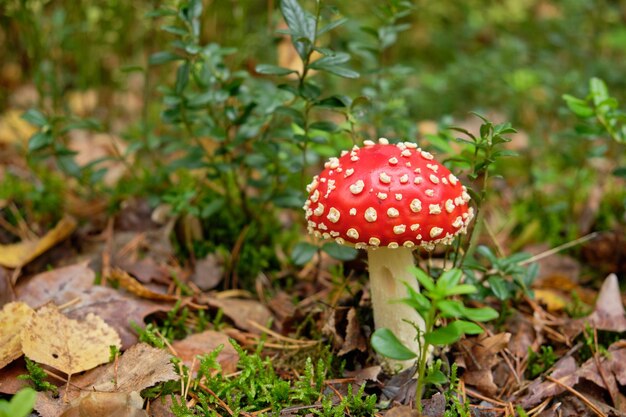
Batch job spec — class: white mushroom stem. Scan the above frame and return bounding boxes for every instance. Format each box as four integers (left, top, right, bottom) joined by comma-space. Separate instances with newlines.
367, 246, 425, 372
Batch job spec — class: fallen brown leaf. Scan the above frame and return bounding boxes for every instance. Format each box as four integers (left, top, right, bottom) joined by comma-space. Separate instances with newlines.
583, 274, 626, 332
521, 356, 578, 408
457, 332, 511, 395
191, 253, 224, 291
0, 216, 77, 270
89, 343, 177, 393
20, 304, 121, 374
0, 359, 32, 394
35, 343, 178, 417
0, 267, 11, 306
171, 330, 238, 374
59, 391, 148, 417
17, 263, 166, 348
384, 404, 418, 416
110, 268, 178, 302
205, 296, 273, 334
0, 301, 34, 369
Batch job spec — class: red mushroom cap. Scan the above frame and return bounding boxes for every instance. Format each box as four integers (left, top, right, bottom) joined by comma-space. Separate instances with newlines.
303, 139, 474, 250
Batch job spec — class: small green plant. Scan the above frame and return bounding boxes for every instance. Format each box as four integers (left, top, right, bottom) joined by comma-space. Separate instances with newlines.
18, 357, 58, 396
371, 267, 498, 413
526, 345, 557, 379
447, 113, 518, 263
443, 363, 471, 417
21, 108, 106, 187
0, 387, 37, 417
563, 77, 626, 147
463, 245, 538, 302
162, 338, 373, 416
564, 291, 592, 319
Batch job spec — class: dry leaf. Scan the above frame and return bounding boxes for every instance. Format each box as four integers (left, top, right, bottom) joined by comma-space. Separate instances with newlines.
458, 333, 511, 395
148, 395, 178, 417
34, 343, 177, 417
206, 297, 273, 334
171, 330, 238, 374
339, 308, 367, 356
0, 302, 35, 369
89, 343, 177, 393
533, 288, 568, 312
584, 274, 626, 332
191, 253, 224, 290
0, 359, 32, 394
59, 391, 148, 417
17, 263, 166, 348
110, 268, 178, 301
384, 405, 418, 417
20, 304, 121, 374
0, 109, 36, 145
521, 356, 578, 408
0, 267, 12, 306
0, 216, 77, 269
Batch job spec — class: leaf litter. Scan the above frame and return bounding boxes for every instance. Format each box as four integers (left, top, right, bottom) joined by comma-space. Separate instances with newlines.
0, 164, 624, 416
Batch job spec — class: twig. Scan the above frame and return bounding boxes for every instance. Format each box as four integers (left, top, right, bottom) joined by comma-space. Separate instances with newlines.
545, 375, 607, 417
246, 320, 318, 346
593, 328, 618, 407
464, 387, 508, 407
526, 398, 551, 417
198, 382, 236, 416
57, 297, 81, 311
518, 232, 598, 266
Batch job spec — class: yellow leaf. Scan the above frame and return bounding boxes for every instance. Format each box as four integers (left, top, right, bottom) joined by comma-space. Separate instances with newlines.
0, 302, 35, 369
20, 304, 121, 375
0, 110, 37, 145
109, 268, 178, 302
534, 288, 568, 312
0, 216, 77, 269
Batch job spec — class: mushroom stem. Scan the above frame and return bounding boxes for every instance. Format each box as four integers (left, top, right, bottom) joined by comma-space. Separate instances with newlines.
367, 246, 424, 372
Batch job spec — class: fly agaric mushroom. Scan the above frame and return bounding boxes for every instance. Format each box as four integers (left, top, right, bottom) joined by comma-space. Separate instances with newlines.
303, 138, 474, 370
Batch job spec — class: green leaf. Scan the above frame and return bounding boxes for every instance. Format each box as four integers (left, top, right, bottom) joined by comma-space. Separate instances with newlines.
613, 167, 626, 178
436, 269, 463, 291
321, 242, 357, 261
319, 65, 359, 79
309, 121, 338, 132
255, 64, 298, 76
411, 267, 435, 292
371, 328, 417, 360
461, 306, 499, 322
590, 77, 610, 109
149, 51, 181, 65
423, 369, 448, 385
309, 52, 351, 68
488, 276, 511, 301
317, 17, 348, 36
443, 284, 477, 297
315, 95, 349, 108
563, 94, 594, 118
175, 62, 190, 94
6, 388, 36, 417
21, 109, 47, 127
308, 53, 359, 78
424, 320, 483, 346
280, 0, 316, 59
401, 283, 431, 315
291, 242, 318, 265
436, 300, 465, 318
424, 323, 463, 346
28, 132, 52, 152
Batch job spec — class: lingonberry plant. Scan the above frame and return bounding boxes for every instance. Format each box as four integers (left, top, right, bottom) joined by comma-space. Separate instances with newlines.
371, 267, 497, 413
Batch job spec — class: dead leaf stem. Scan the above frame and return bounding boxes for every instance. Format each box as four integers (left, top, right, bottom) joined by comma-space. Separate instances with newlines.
545, 375, 607, 417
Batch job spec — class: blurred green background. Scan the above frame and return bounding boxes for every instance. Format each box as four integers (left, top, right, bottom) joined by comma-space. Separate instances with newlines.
1, 0, 625, 284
